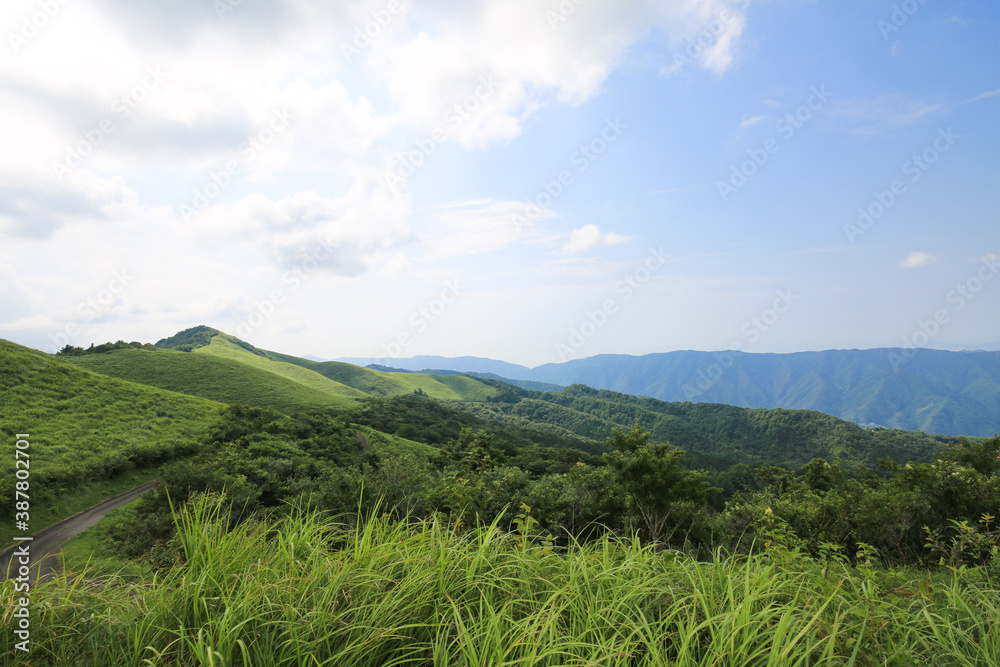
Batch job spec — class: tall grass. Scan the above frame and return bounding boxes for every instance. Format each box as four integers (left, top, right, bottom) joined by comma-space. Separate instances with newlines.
3, 495, 997, 666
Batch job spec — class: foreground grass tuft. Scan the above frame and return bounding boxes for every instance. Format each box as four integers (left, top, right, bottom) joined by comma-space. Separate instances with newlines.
3, 495, 998, 666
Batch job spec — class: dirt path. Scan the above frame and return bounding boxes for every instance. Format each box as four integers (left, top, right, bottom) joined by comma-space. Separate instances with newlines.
1, 480, 159, 583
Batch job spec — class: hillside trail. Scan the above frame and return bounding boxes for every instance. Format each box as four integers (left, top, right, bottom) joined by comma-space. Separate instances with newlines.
1, 480, 159, 584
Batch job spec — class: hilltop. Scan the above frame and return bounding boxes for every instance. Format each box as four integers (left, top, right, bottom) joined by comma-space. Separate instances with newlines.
62, 326, 497, 413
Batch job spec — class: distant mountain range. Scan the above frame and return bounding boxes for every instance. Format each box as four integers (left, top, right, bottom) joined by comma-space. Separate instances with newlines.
338, 349, 1000, 437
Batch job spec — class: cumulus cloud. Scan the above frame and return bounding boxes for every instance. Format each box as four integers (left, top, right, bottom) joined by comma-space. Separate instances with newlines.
188, 177, 413, 277
561, 224, 631, 254
369, 0, 752, 146
0, 0, 752, 346
899, 251, 937, 268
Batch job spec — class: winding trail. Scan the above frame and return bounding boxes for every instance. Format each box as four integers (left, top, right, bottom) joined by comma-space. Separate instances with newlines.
1, 480, 159, 583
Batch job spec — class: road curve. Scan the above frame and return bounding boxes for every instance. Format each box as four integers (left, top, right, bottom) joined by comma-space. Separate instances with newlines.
1, 480, 159, 583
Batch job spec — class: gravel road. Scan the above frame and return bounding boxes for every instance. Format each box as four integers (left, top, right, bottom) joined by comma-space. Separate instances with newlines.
1, 480, 159, 583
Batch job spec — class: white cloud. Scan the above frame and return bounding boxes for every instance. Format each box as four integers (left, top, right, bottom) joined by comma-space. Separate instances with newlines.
561, 224, 631, 254
960, 87, 1000, 106
899, 251, 937, 269
739, 115, 767, 129
418, 199, 557, 261
188, 176, 413, 276
0, 0, 755, 354
369, 0, 752, 146
829, 95, 945, 135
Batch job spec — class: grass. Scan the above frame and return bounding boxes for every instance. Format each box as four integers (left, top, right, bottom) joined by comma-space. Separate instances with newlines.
65, 342, 366, 414
67, 336, 497, 416
58, 503, 157, 583
0, 340, 224, 547
264, 349, 498, 401
4, 495, 998, 666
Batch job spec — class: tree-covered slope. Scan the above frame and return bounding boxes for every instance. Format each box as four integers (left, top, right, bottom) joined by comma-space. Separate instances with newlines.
522, 348, 1000, 437
455, 384, 953, 469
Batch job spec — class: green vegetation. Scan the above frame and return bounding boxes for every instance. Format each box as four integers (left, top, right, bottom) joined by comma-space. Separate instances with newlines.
5, 330, 1000, 665
516, 348, 1000, 436
264, 348, 497, 401
456, 383, 953, 470
65, 340, 368, 413
7, 494, 998, 665
68, 326, 498, 409
0, 340, 223, 547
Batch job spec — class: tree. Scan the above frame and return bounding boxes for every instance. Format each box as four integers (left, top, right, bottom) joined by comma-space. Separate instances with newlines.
432, 428, 502, 474
604, 424, 708, 544
936, 436, 1000, 478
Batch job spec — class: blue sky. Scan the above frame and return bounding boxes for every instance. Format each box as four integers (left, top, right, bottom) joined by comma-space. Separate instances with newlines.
1, 0, 997, 366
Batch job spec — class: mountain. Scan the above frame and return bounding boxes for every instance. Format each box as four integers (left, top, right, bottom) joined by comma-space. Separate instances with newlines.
521, 349, 1000, 437
349, 348, 1000, 437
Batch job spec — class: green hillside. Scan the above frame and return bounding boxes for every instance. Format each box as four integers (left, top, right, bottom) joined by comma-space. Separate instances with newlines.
0, 339, 224, 546
522, 349, 1000, 437
156, 325, 495, 404
455, 383, 953, 469
65, 343, 368, 413
264, 349, 497, 401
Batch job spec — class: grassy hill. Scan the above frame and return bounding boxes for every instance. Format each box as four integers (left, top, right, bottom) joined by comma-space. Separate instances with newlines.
66, 326, 496, 413
65, 342, 368, 413
263, 350, 497, 401
0, 339, 225, 546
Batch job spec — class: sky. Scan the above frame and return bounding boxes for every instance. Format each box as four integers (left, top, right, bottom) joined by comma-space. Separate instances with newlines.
1, 0, 998, 368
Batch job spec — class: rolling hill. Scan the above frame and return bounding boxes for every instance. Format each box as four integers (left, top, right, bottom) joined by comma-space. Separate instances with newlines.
452, 383, 953, 470
344, 348, 1000, 436
0, 338, 225, 546
64, 326, 497, 412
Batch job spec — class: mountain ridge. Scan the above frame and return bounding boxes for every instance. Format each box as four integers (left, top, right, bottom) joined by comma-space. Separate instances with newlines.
340, 347, 1000, 436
